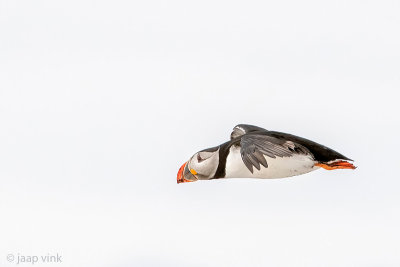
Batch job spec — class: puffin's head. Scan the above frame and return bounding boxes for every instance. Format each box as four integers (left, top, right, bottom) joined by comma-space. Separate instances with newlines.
177, 146, 220, 184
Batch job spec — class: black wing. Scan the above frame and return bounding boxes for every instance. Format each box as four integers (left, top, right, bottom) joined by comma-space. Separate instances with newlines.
266, 131, 353, 162
230, 124, 268, 140
240, 134, 312, 173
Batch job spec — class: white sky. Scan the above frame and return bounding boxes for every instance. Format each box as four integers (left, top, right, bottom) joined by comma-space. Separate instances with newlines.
1, 0, 400, 266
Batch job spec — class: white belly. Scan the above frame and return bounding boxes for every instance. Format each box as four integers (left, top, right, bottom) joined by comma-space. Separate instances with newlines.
224, 146, 319, 179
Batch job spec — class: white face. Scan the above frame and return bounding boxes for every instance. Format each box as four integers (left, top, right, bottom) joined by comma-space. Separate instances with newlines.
186, 147, 220, 180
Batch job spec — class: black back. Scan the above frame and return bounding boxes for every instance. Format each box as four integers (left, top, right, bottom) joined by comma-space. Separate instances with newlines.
266, 131, 352, 162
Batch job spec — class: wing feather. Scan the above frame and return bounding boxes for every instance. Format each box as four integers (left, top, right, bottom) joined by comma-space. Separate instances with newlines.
240, 134, 312, 173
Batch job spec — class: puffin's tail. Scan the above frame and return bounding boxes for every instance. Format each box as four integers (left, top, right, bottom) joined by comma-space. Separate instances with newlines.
315, 160, 356, 170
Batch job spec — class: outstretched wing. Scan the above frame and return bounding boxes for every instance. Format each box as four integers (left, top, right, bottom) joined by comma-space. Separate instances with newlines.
230, 124, 268, 140
240, 134, 312, 173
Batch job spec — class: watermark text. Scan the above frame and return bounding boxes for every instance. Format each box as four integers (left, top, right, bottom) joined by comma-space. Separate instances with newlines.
6, 253, 62, 264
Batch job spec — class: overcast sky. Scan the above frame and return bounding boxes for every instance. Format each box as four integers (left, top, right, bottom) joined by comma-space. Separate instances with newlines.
1, 0, 400, 266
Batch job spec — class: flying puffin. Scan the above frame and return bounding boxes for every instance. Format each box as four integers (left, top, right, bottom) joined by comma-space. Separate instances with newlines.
177, 124, 356, 183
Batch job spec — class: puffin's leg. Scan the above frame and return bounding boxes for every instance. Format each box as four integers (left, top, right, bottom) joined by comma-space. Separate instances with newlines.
315, 160, 356, 170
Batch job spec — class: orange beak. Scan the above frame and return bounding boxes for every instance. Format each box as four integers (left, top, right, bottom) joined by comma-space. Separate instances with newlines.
177, 161, 196, 184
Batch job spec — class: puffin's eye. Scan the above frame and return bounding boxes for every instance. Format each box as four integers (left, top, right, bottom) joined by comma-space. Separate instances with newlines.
197, 153, 204, 162
197, 151, 212, 162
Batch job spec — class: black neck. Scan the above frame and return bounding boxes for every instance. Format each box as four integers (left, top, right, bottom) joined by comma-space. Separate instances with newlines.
213, 138, 240, 179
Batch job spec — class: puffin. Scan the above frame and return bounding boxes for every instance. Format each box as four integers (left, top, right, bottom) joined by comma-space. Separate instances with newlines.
177, 124, 356, 183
